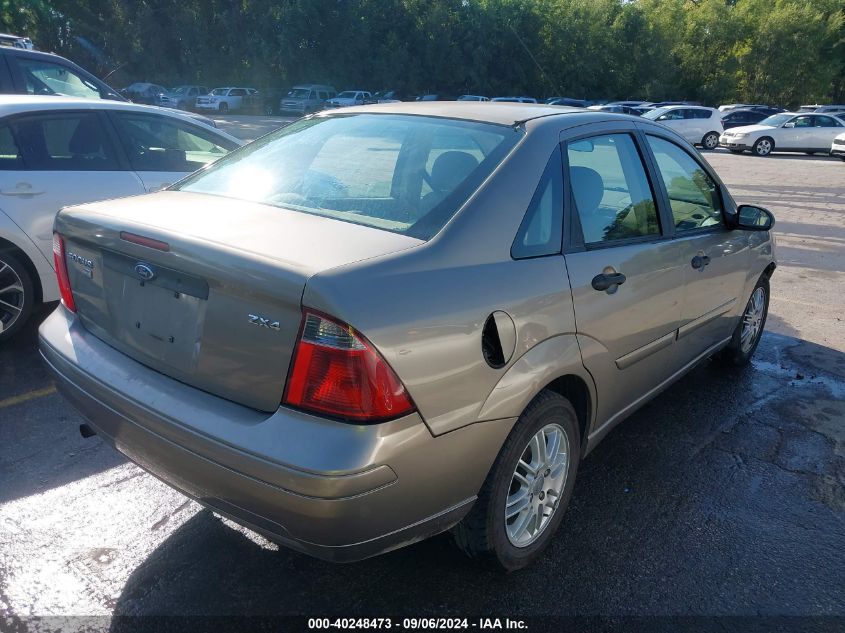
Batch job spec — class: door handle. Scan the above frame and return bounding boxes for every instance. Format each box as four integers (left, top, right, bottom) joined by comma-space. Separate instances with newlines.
591, 272, 627, 292
0, 188, 45, 196
691, 255, 711, 269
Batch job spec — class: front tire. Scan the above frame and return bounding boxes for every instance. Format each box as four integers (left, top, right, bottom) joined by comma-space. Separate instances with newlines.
701, 131, 719, 150
717, 275, 769, 366
0, 251, 35, 342
452, 390, 580, 571
218, 102, 229, 113
753, 137, 774, 157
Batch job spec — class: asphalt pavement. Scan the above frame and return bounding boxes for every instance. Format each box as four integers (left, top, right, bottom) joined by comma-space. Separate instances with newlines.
0, 128, 843, 630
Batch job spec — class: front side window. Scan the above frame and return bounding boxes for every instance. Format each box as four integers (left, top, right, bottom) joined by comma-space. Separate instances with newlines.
112, 113, 235, 172
11, 112, 119, 171
18, 59, 101, 99
793, 116, 814, 128
175, 114, 522, 239
567, 134, 660, 245
512, 148, 563, 259
646, 136, 723, 231
230, 89, 246, 97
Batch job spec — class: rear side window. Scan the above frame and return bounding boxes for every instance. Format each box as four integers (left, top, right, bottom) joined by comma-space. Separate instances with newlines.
512, 148, 563, 259
566, 134, 659, 245
176, 114, 521, 240
112, 112, 234, 172
18, 59, 101, 99
0, 124, 23, 169
646, 136, 723, 231
11, 112, 119, 171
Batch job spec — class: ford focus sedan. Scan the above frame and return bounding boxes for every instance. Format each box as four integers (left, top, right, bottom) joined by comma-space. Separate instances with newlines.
39, 103, 776, 570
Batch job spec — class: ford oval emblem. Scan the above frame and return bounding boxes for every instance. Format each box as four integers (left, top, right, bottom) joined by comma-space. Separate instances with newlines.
134, 262, 156, 281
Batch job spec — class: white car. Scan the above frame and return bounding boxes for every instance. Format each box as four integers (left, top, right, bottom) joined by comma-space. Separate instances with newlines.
195, 87, 258, 113
0, 96, 241, 340
457, 95, 489, 101
830, 131, 845, 161
325, 91, 372, 108
719, 112, 845, 156
642, 106, 724, 149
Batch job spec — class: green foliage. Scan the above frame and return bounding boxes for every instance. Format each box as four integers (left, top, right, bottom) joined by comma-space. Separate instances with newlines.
2, 0, 843, 106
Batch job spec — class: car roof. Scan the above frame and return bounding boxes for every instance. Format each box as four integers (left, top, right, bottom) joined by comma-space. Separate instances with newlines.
315, 100, 635, 126
0, 94, 224, 124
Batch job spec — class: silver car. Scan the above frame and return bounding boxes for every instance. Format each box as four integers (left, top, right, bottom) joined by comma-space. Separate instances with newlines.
39, 103, 776, 570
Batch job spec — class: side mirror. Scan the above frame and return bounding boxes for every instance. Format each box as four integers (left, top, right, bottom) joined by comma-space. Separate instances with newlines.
735, 204, 775, 231
783, 122, 795, 128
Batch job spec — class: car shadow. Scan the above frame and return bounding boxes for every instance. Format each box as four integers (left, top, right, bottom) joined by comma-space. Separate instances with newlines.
107, 332, 845, 619
0, 303, 128, 504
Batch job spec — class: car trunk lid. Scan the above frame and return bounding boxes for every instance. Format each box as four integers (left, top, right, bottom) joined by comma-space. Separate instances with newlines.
55, 191, 422, 412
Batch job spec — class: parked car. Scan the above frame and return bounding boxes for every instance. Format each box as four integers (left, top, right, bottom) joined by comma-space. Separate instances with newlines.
158, 85, 209, 110
372, 90, 408, 103
651, 100, 701, 107
279, 84, 336, 115
457, 95, 489, 101
547, 97, 589, 108
718, 103, 764, 112
40, 102, 775, 570
830, 131, 845, 161
642, 105, 723, 149
415, 94, 455, 101
0, 46, 124, 101
0, 95, 241, 340
195, 87, 262, 113
813, 105, 845, 115
719, 112, 845, 156
492, 96, 538, 103
0, 33, 34, 49
721, 108, 769, 130
120, 82, 168, 105
748, 106, 785, 116
587, 104, 642, 115
325, 91, 371, 108
607, 100, 649, 108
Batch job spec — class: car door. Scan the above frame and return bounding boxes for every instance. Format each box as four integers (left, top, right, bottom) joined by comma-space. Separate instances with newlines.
813, 115, 845, 149
0, 110, 143, 263
562, 124, 686, 427
781, 115, 815, 149
643, 133, 748, 365
108, 110, 237, 192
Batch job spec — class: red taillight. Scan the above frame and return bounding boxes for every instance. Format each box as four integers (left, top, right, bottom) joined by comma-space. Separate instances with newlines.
52, 233, 76, 313
283, 311, 415, 423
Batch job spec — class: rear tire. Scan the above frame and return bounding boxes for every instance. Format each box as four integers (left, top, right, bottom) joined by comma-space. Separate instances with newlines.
452, 390, 580, 571
0, 251, 35, 342
753, 137, 774, 157
701, 131, 719, 150
716, 275, 769, 367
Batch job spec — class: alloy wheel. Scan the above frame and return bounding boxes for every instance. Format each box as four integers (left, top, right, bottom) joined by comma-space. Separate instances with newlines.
740, 287, 766, 353
505, 423, 570, 547
703, 133, 719, 149
0, 258, 25, 334
755, 139, 772, 156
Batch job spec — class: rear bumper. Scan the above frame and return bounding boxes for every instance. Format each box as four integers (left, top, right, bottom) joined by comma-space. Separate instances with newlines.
39, 307, 514, 561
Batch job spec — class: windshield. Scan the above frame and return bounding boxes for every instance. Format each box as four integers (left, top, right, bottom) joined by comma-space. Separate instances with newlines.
287, 88, 310, 98
336, 91, 357, 99
642, 107, 671, 120
759, 114, 792, 127
175, 114, 522, 240
171, 85, 191, 95
211, 88, 228, 96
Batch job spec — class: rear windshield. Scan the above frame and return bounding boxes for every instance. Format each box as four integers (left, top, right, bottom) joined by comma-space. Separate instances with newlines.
175, 114, 522, 240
